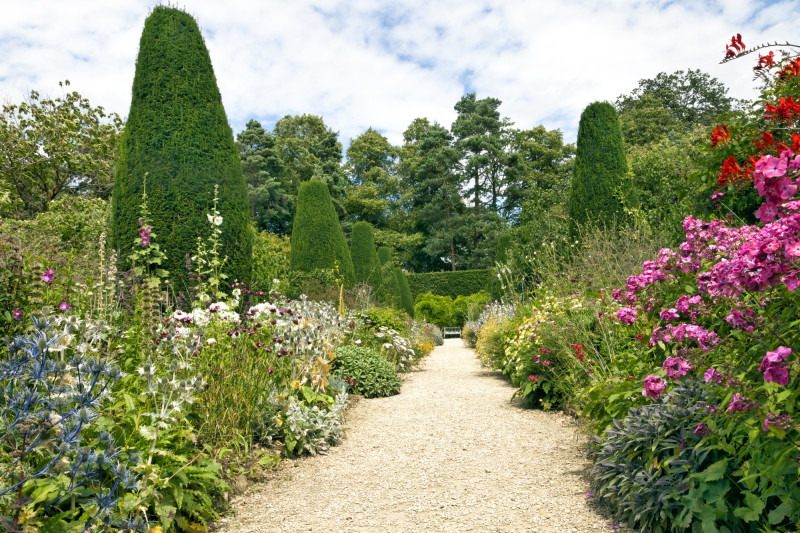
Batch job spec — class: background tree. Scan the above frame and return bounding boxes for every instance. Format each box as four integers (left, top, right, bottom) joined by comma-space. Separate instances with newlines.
290, 179, 354, 287
350, 221, 382, 292
110, 6, 252, 284
272, 114, 346, 214
451, 94, 509, 268
377, 246, 401, 306
568, 102, 631, 238
400, 121, 465, 272
343, 127, 399, 228
0, 81, 122, 217
616, 69, 736, 146
236, 119, 292, 235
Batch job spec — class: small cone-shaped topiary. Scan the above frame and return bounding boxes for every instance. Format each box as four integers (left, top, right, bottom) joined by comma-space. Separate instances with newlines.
111, 6, 251, 285
377, 246, 399, 306
567, 101, 632, 239
290, 179, 355, 286
350, 221, 382, 292
394, 267, 415, 318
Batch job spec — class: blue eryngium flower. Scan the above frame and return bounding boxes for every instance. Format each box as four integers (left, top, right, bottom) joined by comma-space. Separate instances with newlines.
1, 312, 140, 530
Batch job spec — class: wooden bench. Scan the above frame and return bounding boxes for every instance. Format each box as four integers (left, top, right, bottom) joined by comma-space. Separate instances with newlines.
442, 327, 461, 338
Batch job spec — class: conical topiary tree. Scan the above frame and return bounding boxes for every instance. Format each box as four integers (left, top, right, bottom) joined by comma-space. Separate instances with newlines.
377, 246, 400, 306
567, 101, 632, 239
350, 221, 382, 292
290, 179, 355, 286
394, 268, 415, 318
110, 6, 251, 285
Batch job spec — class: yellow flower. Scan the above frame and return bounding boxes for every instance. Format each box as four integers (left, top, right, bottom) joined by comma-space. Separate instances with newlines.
290, 380, 300, 390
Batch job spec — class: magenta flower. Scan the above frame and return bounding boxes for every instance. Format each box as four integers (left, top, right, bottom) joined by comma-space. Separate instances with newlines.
59, 301, 72, 312
642, 375, 666, 399
663, 357, 692, 380
42, 268, 55, 284
693, 423, 710, 437
704, 367, 722, 383
659, 308, 680, 322
616, 306, 638, 325
728, 393, 752, 412
12, 310, 22, 321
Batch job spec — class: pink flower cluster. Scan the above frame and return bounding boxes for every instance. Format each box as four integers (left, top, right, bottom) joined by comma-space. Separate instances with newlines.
138, 219, 152, 247
753, 150, 800, 223
42, 268, 54, 284
662, 356, 692, 380
616, 306, 638, 324
759, 346, 792, 386
728, 393, 757, 412
642, 375, 666, 399
650, 324, 720, 354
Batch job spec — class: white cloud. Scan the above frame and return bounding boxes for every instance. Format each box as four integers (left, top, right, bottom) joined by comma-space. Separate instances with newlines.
1, 0, 794, 149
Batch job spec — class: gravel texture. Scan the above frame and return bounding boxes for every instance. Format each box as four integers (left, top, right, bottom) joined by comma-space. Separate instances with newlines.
213, 338, 631, 533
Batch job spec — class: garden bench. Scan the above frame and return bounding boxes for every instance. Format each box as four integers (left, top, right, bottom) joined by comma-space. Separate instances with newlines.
442, 327, 461, 338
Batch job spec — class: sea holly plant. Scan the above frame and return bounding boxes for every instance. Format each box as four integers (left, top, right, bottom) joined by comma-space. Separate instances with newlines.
0, 313, 142, 532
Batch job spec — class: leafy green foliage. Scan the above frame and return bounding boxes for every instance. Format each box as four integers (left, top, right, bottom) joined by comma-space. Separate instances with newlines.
0, 81, 123, 217
110, 5, 252, 285
333, 345, 401, 398
568, 102, 632, 238
406, 269, 499, 300
413, 292, 456, 327
251, 229, 291, 294
237, 119, 292, 235
290, 179, 354, 287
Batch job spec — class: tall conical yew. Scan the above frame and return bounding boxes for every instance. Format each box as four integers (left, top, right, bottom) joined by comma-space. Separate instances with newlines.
377, 246, 400, 306
394, 268, 415, 317
290, 179, 355, 286
350, 221, 382, 292
567, 101, 632, 238
111, 6, 251, 284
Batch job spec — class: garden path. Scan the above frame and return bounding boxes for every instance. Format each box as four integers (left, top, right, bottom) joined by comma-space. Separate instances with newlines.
213, 339, 630, 533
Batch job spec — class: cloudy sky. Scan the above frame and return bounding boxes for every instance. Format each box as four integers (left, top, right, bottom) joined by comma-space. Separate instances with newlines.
1, 0, 796, 150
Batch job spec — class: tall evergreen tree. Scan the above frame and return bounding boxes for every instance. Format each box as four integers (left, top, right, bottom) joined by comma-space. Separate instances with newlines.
377, 246, 401, 307
236, 119, 292, 235
568, 102, 631, 238
394, 268, 415, 317
290, 179, 354, 286
110, 6, 251, 283
400, 121, 465, 272
350, 221, 382, 292
344, 128, 399, 227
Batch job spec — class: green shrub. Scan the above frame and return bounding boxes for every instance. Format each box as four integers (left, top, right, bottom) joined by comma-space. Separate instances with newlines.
406, 269, 500, 300
395, 268, 415, 317
567, 101, 632, 239
111, 5, 252, 285
251, 228, 291, 293
414, 292, 455, 327
453, 291, 491, 325
290, 179, 354, 287
377, 246, 401, 306
350, 221, 382, 291
333, 345, 400, 398
362, 306, 408, 333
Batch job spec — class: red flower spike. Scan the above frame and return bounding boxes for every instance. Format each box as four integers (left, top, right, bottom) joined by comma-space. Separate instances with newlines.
710, 124, 730, 147
754, 131, 775, 151
754, 51, 775, 71
792, 133, 800, 152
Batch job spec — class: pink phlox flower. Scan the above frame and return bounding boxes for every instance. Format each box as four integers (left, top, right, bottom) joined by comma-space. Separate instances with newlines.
693, 423, 711, 437
659, 308, 680, 322
757, 154, 788, 178
59, 301, 71, 312
616, 306, 638, 325
728, 393, 753, 412
704, 367, 722, 383
643, 375, 666, 399
759, 346, 791, 386
663, 356, 692, 380
42, 268, 55, 284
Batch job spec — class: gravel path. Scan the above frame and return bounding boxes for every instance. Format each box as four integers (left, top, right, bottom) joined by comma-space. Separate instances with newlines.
214, 339, 630, 533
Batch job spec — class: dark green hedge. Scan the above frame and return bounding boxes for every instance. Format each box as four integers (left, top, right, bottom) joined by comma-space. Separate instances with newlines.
406, 269, 500, 300
111, 6, 251, 284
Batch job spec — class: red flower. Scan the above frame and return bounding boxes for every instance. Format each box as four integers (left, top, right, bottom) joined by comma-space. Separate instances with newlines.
710, 124, 730, 147
778, 57, 800, 79
754, 51, 775, 71
724, 33, 745, 58
754, 131, 775, 151
718, 156, 742, 185
764, 97, 800, 122
792, 133, 800, 153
